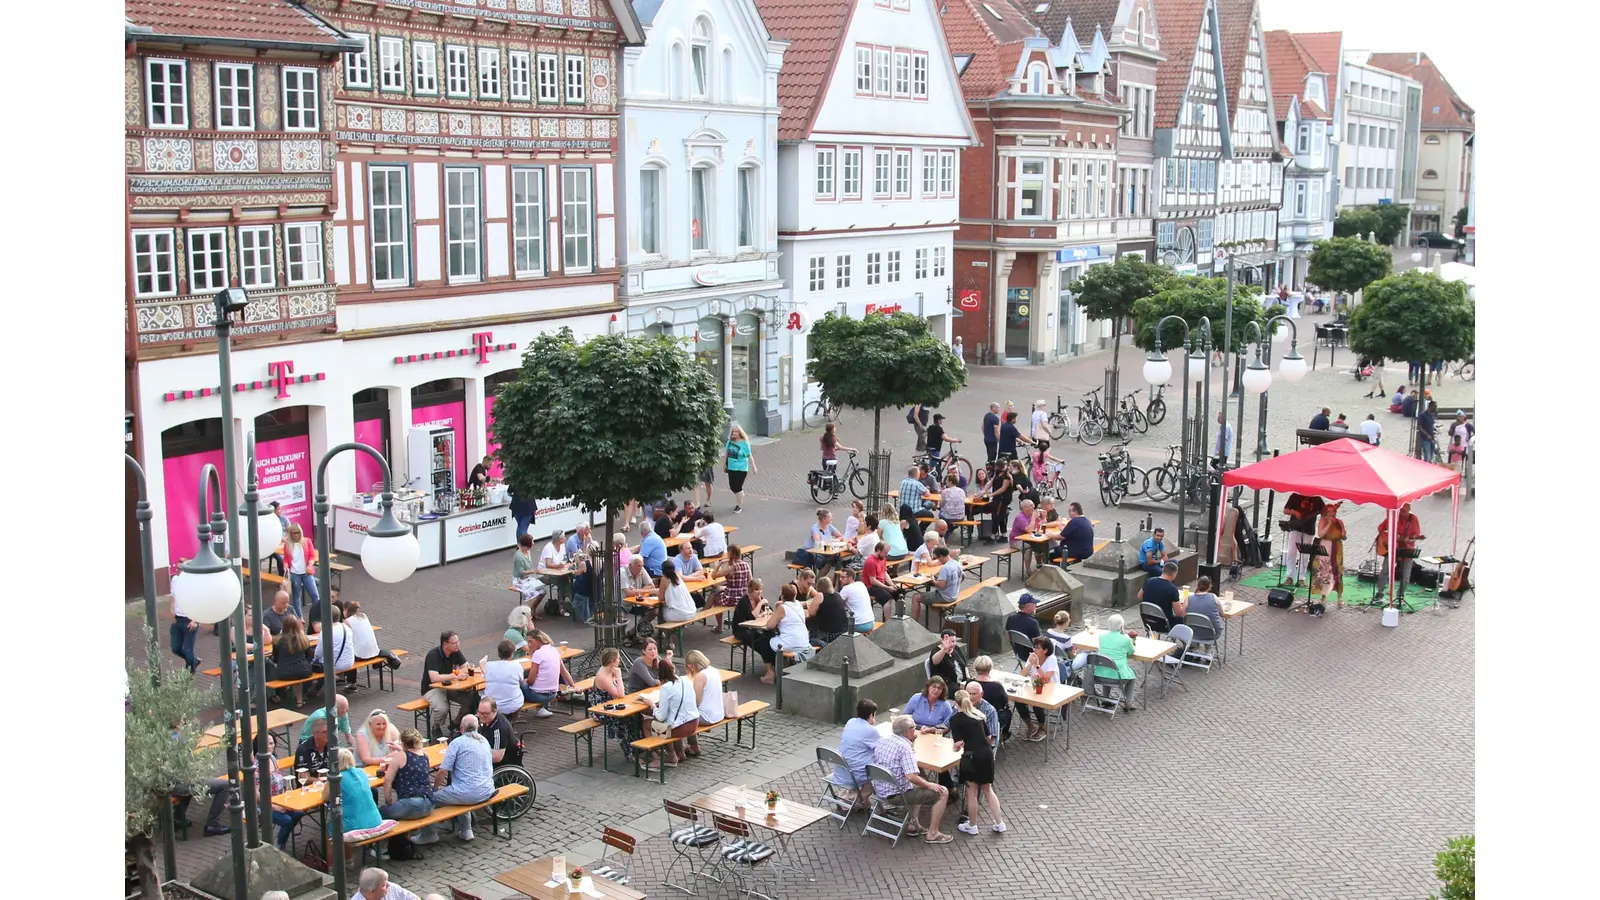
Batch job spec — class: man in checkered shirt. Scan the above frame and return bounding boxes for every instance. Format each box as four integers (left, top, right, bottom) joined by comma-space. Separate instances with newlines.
870, 715, 952, 843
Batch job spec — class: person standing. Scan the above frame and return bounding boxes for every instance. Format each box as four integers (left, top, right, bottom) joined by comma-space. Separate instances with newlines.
907, 404, 930, 451
1417, 400, 1440, 463
1310, 502, 1346, 614
169, 571, 202, 674
468, 455, 492, 489
950, 689, 1005, 834
951, 336, 965, 367
724, 424, 755, 514
509, 485, 537, 540
981, 402, 1001, 464
1029, 399, 1050, 442
280, 523, 319, 619
1376, 502, 1426, 596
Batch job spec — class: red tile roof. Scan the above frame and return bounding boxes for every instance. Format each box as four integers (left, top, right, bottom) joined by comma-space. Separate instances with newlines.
1151, 0, 1207, 128
1366, 51, 1474, 131
942, 0, 1040, 99
751, 0, 858, 141
1292, 31, 1342, 77
1214, 0, 1254, 115
1298, 98, 1328, 120
1264, 29, 1331, 122
126, 0, 347, 48
1026, 0, 1123, 43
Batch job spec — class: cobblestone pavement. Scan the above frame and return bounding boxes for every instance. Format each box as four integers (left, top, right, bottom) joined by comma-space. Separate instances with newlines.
130, 314, 1473, 899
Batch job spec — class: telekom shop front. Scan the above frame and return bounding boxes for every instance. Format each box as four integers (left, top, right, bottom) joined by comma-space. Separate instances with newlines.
133, 317, 607, 579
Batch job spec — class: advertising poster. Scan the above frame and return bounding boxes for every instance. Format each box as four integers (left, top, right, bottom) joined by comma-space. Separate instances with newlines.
162, 448, 225, 570
255, 434, 312, 530
352, 418, 386, 492
411, 402, 466, 487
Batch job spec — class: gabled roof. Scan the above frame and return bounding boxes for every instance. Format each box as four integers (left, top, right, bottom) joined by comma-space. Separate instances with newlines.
1214, 0, 1255, 112
1293, 31, 1342, 76
1366, 51, 1474, 131
1264, 29, 1331, 123
750, 0, 858, 140
1027, 0, 1122, 44
1151, 0, 1208, 128
942, 0, 1044, 100
125, 0, 353, 50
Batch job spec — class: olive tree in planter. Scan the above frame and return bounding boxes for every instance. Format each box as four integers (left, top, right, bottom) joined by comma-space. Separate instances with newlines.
490, 328, 725, 655
126, 638, 221, 900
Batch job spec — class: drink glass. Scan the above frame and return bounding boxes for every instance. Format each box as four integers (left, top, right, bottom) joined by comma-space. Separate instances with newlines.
296, 768, 309, 790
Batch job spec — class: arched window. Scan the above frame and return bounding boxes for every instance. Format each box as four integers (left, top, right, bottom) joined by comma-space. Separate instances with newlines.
669, 43, 685, 100
722, 48, 734, 102
1422, 169, 1439, 179
1424, 134, 1441, 145
691, 18, 712, 99
1027, 62, 1048, 95
1135, 9, 1146, 43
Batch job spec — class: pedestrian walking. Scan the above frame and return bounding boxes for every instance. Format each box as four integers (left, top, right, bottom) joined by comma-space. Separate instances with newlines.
1407, 359, 1424, 385
981, 402, 1001, 464
952, 336, 966, 367
724, 424, 755, 514
908, 404, 930, 451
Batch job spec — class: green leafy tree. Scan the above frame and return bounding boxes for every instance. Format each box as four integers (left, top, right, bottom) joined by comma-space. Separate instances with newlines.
1429, 835, 1474, 900
491, 329, 726, 642
1333, 207, 1381, 240
126, 638, 221, 899
1131, 275, 1267, 354
1347, 270, 1474, 364
1070, 256, 1173, 422
806, 312, 966, 496
1307, 237, 1393, 296
1452, 205, 1469, 238
1373, 203, 1410, 245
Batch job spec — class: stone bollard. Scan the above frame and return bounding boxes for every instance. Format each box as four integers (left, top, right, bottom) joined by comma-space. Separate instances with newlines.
838, 659, 852, 725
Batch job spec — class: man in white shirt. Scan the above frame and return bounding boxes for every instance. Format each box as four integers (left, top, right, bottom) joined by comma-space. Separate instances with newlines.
353, 866, 421, 900
1030, 399, 1050, 441
838, 568, 875, 632
1359, 413, 1382, 445
696, 510, 728, 558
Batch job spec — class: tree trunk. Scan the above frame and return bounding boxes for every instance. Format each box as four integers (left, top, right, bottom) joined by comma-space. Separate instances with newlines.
599, 506, 618, 650
130, 832, 162, 900
1109, 317, 1122, 436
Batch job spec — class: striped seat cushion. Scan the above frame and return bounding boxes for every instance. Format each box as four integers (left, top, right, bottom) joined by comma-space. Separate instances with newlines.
719, 838, 774, 864
670, 824, 720, 847
592, 865, 628, 885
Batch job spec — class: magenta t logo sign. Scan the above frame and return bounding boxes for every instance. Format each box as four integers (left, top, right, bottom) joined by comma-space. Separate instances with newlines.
268, 360, 295, 399
473, 331, 494, 365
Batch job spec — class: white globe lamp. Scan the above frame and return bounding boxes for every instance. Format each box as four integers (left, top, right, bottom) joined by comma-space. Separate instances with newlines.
1187, 355, 1207, 384
361, 501, 420, 583
1142, 350, 1172, 387
174, 539, 242, 625
249, 505, 284, 560
1241, 358, 1272, 394
1279, 347, 1309, 383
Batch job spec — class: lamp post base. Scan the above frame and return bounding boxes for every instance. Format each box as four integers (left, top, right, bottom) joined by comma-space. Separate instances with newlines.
188, 844, 332, 900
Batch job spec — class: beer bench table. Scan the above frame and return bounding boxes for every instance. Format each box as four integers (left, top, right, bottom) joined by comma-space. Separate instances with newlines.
198, 707, 306, 750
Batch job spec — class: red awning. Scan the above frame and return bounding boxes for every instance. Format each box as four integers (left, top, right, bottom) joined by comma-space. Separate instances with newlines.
1222, 437, 1461, 510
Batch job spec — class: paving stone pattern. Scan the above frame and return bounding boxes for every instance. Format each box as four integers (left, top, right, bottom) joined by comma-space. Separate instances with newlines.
130, 316, 1473, 899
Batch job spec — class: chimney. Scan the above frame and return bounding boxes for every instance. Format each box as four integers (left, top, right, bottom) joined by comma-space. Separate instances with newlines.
1414, 51, 1421, 65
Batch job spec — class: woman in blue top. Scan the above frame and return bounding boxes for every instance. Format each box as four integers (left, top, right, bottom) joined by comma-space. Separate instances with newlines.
724, 424, 756, 514
378, 728, 435, 822
904, 676, 954, 731
324, 748, 384, 838
877, 503, 911, 560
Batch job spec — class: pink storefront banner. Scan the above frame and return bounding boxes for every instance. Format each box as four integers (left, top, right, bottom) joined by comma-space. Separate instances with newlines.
484, 395, 504, 481
412, 402, 466, 487
353, 418, 387, 492
162, 448, 225, 570
255, 434, 311, 531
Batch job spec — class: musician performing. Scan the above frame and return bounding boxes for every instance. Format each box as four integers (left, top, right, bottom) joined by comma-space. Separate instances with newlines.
1279, 492, 1325, 587
1375, 502, 1425, 595
1309, 502, 1346, 615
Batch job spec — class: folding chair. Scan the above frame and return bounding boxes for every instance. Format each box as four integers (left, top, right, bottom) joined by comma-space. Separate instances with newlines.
814, 747, 863, 828
861, 763, 912, 846
1007, 629, 1035, 673
710, 813, 779, 900
1081, 653, 1130, 717
662, 798, 720, 896
589, 826, 636, 886
1182, 613, 1220, 672
1139, 601, 1171, 638
1160, 624, 1193, 693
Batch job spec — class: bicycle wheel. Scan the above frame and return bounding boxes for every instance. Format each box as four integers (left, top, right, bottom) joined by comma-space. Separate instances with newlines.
1124, 466, 1149, 497
848, 466, 870, 500
1146, 466, 1173, 502
809, 480, 831, 505
1052, 474, 1069, 502
1107, 473, 1126, 506
491, 765, 538, 820
1147, 398, 1167, 426
1046, 413, 1068, 440
1079, 418, 1105, 446
1097, 473, 1114, 507
802, 400, 826, 429
1128, 407, 1149, 434
1459, 362, 1474, 381
952, 455, 974, 486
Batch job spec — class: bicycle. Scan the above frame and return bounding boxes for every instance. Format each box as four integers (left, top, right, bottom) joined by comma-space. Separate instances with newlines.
917, 445, 975, 487
1144, 444, 1184, 502
1080, 386, 1113, 430
806, 449, 869, 504
1452, 359, 1475, 381
1036, 460, 1069, 502
1094, 442, 1147, 507
1116, 389, 1149, 435
1045, 395, 1105, 446
1145, 384, 1168, 425
802, 397, 840, 429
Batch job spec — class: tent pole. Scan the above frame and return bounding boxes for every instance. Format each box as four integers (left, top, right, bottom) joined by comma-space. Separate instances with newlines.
1387, 509, 1398, 608
1451, 484, 1459, 557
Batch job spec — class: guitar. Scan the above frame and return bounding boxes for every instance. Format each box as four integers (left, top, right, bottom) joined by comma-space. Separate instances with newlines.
1446, 539, 1473, 593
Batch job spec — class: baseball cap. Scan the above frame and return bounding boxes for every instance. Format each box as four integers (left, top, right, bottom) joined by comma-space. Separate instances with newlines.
1018, 593, 1037, 607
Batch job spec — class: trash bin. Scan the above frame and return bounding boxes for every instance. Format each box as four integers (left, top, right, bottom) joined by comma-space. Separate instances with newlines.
942, 613, 980, 654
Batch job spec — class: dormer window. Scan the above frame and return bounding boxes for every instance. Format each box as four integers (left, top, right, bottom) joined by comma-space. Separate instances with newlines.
1026, 62, 1048, 95
1135, 9, 1146, 44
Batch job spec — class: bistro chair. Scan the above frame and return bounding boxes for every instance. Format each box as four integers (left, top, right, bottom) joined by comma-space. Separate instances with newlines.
710, 813, 778, 900
814, 746, 863, 828
1139, 602, 1171, 638
589, 826, 637, 886
1007, 629, 1036, 671
861, 764, 912, 846
1182, 613, 1220, 671
1081, 653, 1130, 717
1160, 624, 1194, 693
662, 798, 720, 896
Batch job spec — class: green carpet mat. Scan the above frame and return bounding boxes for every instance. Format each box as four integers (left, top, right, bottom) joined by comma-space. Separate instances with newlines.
1233, 568, 1436, 612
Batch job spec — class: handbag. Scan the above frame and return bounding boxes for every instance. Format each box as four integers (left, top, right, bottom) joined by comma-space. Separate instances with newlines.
650, 684, 685, 738
722, 690, 740, 719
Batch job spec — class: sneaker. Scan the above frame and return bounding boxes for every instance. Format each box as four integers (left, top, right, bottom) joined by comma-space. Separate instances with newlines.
534, 708, 554, 718
732, 505, 743, 514
410, 829, 440, 846
957, 823, 980, 835
992, 822, 1008, 833
203, 824, 231, 837
457, 826, 475, 842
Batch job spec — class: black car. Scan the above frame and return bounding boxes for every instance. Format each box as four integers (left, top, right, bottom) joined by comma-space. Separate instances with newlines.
1414, 231, 1465, 250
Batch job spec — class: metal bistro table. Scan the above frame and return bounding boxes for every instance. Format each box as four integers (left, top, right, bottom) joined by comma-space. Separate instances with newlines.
691, 785, 831, 886
996, 672, 1083, 756
1219, 596, 1254, 664
1070, 628, 1180, 702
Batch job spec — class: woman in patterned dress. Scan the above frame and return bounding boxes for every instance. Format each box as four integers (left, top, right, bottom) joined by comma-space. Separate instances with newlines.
586, 647, 640, 764
1311, 502, 1346, 615
710, 544, 751, 635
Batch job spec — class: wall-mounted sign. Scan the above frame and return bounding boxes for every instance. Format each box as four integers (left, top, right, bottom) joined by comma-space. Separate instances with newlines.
697, 325, 721, 343
393, 330, 519, 366
163, 360, 327, 402
694, 266, 738, 286
957, 290, 982, 310
1056, 245, 1110, 263
865, 303, 903, 315
734, 320, 757, 336
785, 311, 810, 333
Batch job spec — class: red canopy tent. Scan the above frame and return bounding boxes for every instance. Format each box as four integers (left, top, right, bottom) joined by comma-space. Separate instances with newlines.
1219, 438, 1461, 610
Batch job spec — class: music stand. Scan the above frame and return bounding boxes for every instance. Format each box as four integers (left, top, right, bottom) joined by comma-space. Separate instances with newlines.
1296, 540, 1327, 610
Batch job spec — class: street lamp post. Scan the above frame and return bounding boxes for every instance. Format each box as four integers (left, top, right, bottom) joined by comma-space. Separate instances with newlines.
126, 454, 179, 881
1143, 314, 1211, 546
173, 467, 246, 900
314, 443, 420, 899
241, 435, 284, 832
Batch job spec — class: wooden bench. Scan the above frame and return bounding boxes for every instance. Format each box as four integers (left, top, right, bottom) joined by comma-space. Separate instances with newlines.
397, 697, 432, 736
560, 718, 604, 768
327, 561, 352, 591
720, 622, 883, 673
952, 519, 982, 546
629, 699, 770, 784
989, 547, 1018, 580
240, 565, 286, 587
924, 577, 1006, 627
654, 606, 727, 657
346, 782, 529, 858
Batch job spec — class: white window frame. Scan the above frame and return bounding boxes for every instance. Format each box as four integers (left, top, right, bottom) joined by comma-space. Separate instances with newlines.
564, 54, 586, 104
1027, 62, 1047, 95
689, 165, 713, 253
892, 149, 912, 198
841, 149, 863, 199
932, 245, 946, 277
893, 51, 911, 97
865, 251, 882, 286
132, 229, 178, 298
808, 255, 827, 292
344, 36, 372, 89
561, 167, 594, 273
1018, 158, 1047, 219
368, 165, 411, 288
939, 151, 955, 197
835, 253, 852, 289
186, 228, 229, 293
412, 42, 438, 95
512, 166, 547, 276
1068, 160, 1080, 217
855, 46, 873, 94
214, 63, 255, 130
815, 147, 836, 199
478, 48, 501, 98
285, 222, 324, 286
690, 24, 711, 100
379, 37, 406, 92
874, 48, 891, 95
1197, 219, 1213, 253
445, 45, 471, 97
873, 150, 892, 198
1294, 181, 1307, 217
509, 51, 531, 101
922, 151, 937, 196
914, 247, 929, 279
1098, 161, 1109, 217
238, 225, 275, 289
737, 165, 757, 250
282, 67, 320, 131
911, 53, 928, 99
444, 167, 483, 283
145, 58, 188, 129
536, 54, 560, 103
886, 249, 901, 283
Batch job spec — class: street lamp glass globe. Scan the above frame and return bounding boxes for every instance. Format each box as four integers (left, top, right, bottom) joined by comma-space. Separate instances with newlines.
172, 566, 242, 625
1279, 352, 1308, 383
362, 529, 420, 583
1187, 356, 1207, 384
1143, 355, 1172, 386
251, 507, 284, 560
1241, 363, 1272, 394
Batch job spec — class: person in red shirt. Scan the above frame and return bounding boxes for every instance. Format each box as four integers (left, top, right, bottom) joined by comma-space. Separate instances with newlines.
861, 541, 895, 620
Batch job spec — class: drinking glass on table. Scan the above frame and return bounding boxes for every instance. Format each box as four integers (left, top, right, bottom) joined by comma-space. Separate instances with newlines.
296, 767, 310, 790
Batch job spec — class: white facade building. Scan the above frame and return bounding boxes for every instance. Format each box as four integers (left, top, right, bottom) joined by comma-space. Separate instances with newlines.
1265, 30, 1336, 287
754, 0, 976, 402
619, 0, 791, 434
1337, 52, 1419, 208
